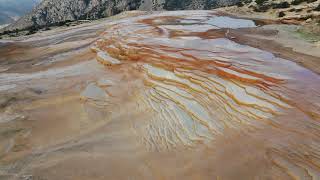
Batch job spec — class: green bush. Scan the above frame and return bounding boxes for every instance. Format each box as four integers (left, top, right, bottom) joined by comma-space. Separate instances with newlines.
243, 0, 252, 3
236, 1, 244, 7
255, 0, 267, 5
291, 0, 316, 5
272, 2, 290, 9
278, 11, 286, 17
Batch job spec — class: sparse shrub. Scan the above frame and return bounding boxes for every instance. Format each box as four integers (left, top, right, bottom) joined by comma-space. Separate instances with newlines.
278, 11, 286, 17
253, 4, 270, 12
26, 25, 39, 35
236, 1, 244, 7
83, 0, 91, 6
301, 14, 313, 20
272, 1, 290, 9
26, 31, 36, 35
255, 0, 267, 5
307, 0, 317, 3
291, 0, 303, 5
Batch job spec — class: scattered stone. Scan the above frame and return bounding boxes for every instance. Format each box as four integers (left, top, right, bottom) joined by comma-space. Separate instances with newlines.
29, 87, 46, 95
306, 18, 312, 22
301, 14, 313, 20
21, 175, 33, 180
0, 113, 25, 123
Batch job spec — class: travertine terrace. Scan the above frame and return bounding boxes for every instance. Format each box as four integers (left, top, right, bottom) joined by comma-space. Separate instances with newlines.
1, 11, 320, 179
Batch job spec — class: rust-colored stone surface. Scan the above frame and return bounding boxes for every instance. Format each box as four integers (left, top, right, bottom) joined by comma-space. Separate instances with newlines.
1, 11, 320, 180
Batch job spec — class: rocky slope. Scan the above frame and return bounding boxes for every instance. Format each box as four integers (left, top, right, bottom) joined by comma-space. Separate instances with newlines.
216, 0, 320, 54
225, 0, 320, 24
2, 0, 238, 32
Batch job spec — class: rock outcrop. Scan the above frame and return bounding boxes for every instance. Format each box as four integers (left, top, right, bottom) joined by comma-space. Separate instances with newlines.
235, 0, 320, 23
2, 0, 238, 32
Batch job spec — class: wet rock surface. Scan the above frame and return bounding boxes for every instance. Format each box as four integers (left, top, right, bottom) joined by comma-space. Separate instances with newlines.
0, 10, 320, 180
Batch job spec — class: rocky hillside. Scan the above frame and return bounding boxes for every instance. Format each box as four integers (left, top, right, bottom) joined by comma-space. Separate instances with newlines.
218, 0, 320, 38
234, 0, 320, 23
1, 0, 238, 32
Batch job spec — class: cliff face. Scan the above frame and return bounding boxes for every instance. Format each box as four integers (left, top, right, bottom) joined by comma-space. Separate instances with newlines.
3, 0, 238, 31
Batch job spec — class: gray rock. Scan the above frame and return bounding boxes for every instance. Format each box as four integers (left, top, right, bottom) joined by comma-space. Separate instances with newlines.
2, 0, 239, 32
